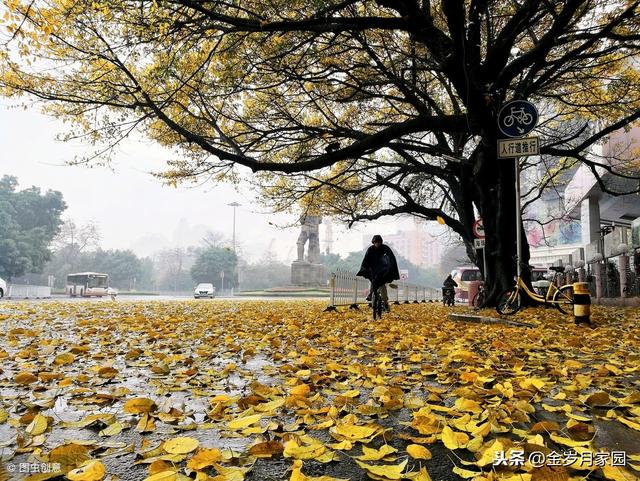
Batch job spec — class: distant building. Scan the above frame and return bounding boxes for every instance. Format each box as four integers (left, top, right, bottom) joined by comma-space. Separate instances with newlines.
363, 219, 443, 268
528, 123, 640, 268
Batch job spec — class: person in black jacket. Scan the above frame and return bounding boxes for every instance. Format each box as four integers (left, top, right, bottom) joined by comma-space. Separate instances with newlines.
442, 274, 458, 306
357, 235, 400, 311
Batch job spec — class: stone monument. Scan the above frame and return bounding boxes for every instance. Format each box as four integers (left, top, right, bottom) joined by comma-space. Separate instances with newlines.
291, 214, 325, 286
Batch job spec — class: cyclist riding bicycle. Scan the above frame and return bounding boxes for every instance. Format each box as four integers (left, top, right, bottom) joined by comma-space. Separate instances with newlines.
442, 274, 458, 306
357, 235, 400, 312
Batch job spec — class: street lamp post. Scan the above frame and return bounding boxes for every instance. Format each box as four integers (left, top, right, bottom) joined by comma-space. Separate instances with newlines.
228, 202, 241, 295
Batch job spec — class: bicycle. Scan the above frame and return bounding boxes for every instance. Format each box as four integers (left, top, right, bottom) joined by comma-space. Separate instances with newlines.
442, 287, 455, 307
472, 282, 485, 309
496, 265, 574, 315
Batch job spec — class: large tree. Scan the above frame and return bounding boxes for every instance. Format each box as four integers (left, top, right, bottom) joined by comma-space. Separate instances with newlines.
2, 1, 639, 301
0, 176, 66, 279
191, 247, 238, 290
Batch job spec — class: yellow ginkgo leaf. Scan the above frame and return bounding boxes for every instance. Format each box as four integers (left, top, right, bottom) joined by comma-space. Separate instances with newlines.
99, 421, 124, 437
601, 465, 637, 481
26, 413, 48, 436
163, 437, 200, 454
14, 372, 38, 385
452, 467, 482, 479
187, 448, 223, 470
332, 423, 377, 440
407, 467, 432, 481
248, 441, 284, 458
441, 426, 469, 450
476, 440, 504, 467
143, 471, 177, 481
356, 444, 397, 461
355, 459, 408, 480
289, 459, 349, 481
54, 352, 75, 365
124, 398, 157, 414
227, 414, 262, 430
519, 378, 546, 391
283, 440, 326, 460
406, 444, 431, 460
291, 384, 311, 397
49, 443, 91, 466
549, 434, 592, 447
66, 460, 106, 481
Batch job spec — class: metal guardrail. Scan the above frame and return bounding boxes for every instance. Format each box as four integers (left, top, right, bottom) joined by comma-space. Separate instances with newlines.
6, 285, 52, 299
326, 270, 439, 311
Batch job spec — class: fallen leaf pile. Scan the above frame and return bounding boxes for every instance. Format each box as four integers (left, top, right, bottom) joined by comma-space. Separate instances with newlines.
0, 300, 638, 481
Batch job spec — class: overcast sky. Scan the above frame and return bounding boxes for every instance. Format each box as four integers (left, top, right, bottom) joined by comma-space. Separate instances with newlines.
0, 101, 415, 263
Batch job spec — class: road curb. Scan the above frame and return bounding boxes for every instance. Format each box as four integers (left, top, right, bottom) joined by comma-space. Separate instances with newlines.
448, 313, 535, 328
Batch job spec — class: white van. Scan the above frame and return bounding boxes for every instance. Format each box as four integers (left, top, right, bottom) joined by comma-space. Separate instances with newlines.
0, 276, 6, 298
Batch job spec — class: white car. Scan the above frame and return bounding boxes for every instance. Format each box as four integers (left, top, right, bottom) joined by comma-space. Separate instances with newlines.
0, 277, 5, 298
194, 283, 215, 299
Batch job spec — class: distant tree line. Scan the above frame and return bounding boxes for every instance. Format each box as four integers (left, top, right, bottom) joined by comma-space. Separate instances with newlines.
1, 175, 454, 290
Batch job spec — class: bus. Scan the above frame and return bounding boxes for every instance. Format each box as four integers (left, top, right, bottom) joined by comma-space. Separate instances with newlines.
66, 272, 110, 297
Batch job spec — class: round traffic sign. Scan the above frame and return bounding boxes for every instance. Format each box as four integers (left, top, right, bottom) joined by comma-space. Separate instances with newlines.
497, 100, 538, 138
473, 219, 485, 239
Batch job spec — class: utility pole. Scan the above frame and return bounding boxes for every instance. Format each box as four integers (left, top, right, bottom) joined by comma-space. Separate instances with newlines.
228, 202, 241, 295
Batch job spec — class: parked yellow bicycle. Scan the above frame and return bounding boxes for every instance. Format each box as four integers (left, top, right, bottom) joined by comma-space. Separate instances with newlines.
496, 266, 574, 315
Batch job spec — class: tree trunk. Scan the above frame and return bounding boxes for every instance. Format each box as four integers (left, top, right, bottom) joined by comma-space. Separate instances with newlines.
473, 139, 532, 305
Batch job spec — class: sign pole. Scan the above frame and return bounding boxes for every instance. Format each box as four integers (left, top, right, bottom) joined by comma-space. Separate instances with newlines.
483, 247, 488, 282
515, 158, 522, 278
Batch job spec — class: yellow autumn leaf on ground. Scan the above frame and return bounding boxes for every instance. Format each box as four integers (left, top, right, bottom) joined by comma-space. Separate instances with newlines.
454, 398, 482, 413
283, 439, 327, 459
405, 467, 432, 481
187, 448, 223, 470
406, 444, 431, 460
550, 434, 592, 447
291, 384, 311, 396
289, 460, 349, 481
26, 413, 48, 436
441, 426, 470, 450
248, 441, 284, 458
356, 444, 397, 461
601, 465, 638, 481
14, 371, 38, 384
617, 417, 640, 431
124, 398, 157, 414
227, 414, 262, 430
355, 459, 408, 480
452, 467, 482, 479
499, 474, 532, 481
210, 464, 251, 481
585, 392, 610, 406
49, 443, 91, 466
163, 437, 199, 454
520, 378, 546, 391
98, 421, 124, 437
136, 413, 156, 432
0, 409, 7, 423
143, 471, 177, 481
332, 423, 378, 440
66, 460, 106, 481
476, 440, 504, 467
54, 352, 75, 365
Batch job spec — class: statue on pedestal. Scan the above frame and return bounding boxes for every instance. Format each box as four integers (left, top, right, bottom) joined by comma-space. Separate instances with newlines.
296, 214, 322, 263
291, 214, 324, 286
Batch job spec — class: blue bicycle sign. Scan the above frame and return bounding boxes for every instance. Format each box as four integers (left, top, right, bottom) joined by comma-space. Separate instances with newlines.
497, 100, 538, 137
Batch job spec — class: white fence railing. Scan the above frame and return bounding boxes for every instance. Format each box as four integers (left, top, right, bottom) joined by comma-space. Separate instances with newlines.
7, 285, 52, 299
326, 270, 439, 310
